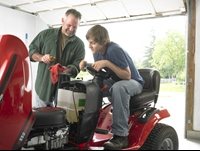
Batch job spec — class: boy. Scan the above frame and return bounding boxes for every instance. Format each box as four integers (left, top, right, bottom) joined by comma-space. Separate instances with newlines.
79, 25, 144, 150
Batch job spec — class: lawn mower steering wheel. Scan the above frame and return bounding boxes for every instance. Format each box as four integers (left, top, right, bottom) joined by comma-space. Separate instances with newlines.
86, 64, 112, 79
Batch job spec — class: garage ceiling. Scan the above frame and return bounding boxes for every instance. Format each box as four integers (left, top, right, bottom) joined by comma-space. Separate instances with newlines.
0, 0, 187, 28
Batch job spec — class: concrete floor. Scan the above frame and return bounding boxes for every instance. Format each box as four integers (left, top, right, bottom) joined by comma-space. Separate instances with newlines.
157, 92, 200, 150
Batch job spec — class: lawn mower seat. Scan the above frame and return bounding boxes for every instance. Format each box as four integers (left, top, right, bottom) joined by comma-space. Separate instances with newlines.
129, 68, 160, 113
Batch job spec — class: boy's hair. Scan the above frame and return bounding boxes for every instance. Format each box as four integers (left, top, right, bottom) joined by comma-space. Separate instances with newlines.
65, 9, 82, 20
86, 25, 110, 44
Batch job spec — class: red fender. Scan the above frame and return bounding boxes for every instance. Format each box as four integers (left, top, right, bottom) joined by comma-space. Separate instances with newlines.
127, 107, 170, 150
81, 105, 170, 150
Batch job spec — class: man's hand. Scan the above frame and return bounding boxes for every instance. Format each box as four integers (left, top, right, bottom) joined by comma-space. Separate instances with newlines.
32, 53, 54, 64
41, 54, 52, 64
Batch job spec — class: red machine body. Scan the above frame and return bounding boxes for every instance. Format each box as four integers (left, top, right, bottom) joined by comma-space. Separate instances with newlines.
0, 35, 35, 150
77, 105, 170, 150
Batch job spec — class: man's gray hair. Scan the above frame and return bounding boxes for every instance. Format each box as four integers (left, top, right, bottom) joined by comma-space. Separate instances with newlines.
65, 9, 82, 20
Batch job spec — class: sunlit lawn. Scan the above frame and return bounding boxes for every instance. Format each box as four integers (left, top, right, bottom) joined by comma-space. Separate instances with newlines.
160, 83, 185, 92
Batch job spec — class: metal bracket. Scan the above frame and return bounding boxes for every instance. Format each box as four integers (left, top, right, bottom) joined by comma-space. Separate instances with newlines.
0, 94, 3, 103
188, 78, 192, 82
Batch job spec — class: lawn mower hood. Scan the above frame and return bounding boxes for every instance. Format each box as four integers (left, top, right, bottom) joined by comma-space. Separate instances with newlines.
0, 35, 35, 150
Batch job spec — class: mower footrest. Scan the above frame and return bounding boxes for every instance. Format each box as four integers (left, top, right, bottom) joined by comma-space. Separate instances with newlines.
95, 128, 109, 134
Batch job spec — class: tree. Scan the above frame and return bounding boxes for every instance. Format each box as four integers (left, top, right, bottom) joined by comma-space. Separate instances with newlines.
142, 29, 156, 68
150, 29, 186, 81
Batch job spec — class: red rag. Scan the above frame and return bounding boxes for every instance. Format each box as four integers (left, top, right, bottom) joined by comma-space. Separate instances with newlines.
48, 63, 65, 84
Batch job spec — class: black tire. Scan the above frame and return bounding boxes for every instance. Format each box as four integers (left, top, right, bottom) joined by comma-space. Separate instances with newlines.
139, 123, 179, 150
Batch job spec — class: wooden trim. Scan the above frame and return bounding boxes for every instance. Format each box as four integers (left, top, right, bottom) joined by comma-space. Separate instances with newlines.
186, 0, 196, 133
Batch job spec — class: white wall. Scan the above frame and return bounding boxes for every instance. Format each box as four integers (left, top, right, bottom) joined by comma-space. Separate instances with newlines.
0, 5, 48, 107
193, 0, 200, 131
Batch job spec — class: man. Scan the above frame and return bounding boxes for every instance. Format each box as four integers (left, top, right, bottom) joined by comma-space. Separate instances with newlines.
79, 25, 144, 150
29, 9, 85, 108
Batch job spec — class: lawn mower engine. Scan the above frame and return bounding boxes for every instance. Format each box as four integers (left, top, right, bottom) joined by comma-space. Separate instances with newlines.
23, 107, 69, 150
24, 78, 103, 150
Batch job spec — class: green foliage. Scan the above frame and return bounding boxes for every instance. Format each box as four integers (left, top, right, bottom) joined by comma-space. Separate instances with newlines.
150, 29, 186, 82
138, 29, 186, 83
176, 69, 186, 83
134, 58, 144, 69
142, 29, 156, 68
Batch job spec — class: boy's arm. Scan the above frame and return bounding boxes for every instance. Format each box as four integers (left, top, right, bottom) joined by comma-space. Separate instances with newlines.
93, 60, 131, 80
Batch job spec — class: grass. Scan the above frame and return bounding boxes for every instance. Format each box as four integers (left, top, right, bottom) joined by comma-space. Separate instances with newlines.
160, 83, 185, 92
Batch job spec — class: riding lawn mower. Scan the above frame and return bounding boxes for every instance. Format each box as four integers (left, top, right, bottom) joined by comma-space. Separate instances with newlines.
0, 35, 179, 150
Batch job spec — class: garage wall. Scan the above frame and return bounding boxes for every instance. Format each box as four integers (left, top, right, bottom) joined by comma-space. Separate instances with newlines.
0, 5, 48, 107
193, 0, 200, 131
0, 5, 47, 46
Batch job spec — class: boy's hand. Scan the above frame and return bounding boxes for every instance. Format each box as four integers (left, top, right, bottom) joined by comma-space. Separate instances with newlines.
79, 60, 87, 71
92, 60, 106, 71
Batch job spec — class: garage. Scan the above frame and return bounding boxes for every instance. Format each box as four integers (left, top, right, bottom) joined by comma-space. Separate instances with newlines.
0, 0, 199, 150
